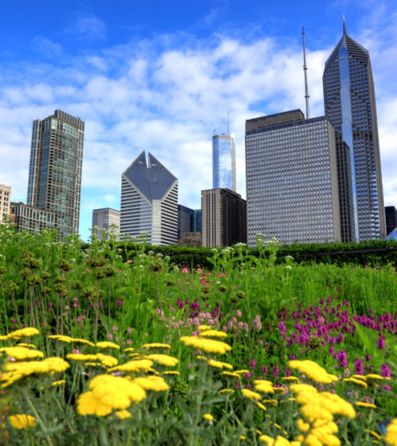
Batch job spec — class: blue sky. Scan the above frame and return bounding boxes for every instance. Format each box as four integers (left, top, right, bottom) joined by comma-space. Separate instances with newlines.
1, 0, 396, 240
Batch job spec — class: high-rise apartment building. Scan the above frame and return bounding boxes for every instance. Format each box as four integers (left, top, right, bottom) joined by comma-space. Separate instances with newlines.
27, 110, 84, 238
213, 134, 236, 191
120, 151, 178, 245
92, 208, 120, 240
0, 185, 11, 224
202, 188, 246, 248
323, 24, 386, 241
245, 110, 341, 246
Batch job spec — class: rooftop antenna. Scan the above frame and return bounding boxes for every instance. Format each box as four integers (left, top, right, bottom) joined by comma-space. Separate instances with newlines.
342, 15, 347, 36
301, 27, 310, 119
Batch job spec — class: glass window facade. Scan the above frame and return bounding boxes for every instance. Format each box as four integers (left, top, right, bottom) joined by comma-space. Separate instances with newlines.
212, 134, 236, 191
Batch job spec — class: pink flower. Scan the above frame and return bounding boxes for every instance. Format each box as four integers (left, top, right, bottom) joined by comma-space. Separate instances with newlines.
181, 266, 188, 273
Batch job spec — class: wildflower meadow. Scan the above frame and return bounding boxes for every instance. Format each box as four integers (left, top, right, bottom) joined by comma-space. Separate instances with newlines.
0, 225, 396, 445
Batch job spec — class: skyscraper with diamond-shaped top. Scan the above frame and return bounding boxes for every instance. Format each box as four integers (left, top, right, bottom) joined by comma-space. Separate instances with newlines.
323, 21, 386, 241
120, 151, 178, 245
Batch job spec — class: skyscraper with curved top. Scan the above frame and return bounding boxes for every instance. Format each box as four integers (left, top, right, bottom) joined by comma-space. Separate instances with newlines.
120, 151, 178, 245
212, 134, 236, 191
323, 22, 386, 241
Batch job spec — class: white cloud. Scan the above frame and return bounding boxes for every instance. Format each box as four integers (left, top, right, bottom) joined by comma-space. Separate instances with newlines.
66, 15, 107, 41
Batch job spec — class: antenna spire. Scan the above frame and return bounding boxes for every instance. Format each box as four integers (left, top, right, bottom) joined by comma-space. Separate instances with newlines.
227, 110, 230, 134
342, 16, 347, 36
301, 27, 310, 120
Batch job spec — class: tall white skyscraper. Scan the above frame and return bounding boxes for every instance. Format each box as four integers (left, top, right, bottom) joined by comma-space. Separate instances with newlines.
212, 134, 236, 191
246, 110, 341, 246
120, 151, 178, 245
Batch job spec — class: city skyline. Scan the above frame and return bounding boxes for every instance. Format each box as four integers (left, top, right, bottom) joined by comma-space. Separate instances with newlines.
0, 1, 396, 241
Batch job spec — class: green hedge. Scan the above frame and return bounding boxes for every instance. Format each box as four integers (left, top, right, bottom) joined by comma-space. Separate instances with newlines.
112, 240, 397, 268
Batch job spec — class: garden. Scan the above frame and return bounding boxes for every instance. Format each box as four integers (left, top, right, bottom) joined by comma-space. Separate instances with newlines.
0, 224, 396, 445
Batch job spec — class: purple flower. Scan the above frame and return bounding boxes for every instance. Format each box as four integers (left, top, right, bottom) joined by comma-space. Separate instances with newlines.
336, 350, 348, 368
377, 335, 386, 350
272, 365, 280, 377
116, 299, 123, 307
278, 322, 287, 336
381, 363, 391, 378
354, 358, 364, 375
249, 359, 257, 369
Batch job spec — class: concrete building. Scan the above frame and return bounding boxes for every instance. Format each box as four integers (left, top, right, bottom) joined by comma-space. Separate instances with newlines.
201, 188, 246, 248
11, 202, 57, 234
385, 206, 397, 235
120, 151, 178, 245
213, 134, 236, 191
0, 185, 11, 224
27, 110, 84, 238
323, 23, 386, 241
245, 110, 341, 246
92, 208, 120, 240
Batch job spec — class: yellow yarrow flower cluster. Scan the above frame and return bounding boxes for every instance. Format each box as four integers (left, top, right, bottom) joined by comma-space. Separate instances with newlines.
254, 379, 275, 394
385, 418, 397, 446
5, 327, 40, 340
199, 330, 228, 338
78, 374, 147, 416
291, 383, 355, 446
96, 341, 120, 350
66, 353, 118, 368
0, 346, 44, 361
1, 357, 70, 387
343, 377, 367, 388
48, 335, 95, 347
180, 336, 231, 354
8, 414, 36, 429
110, 359, 154, 374
288, 360, 338, 384
145, 354, 178, 367
141, 343, 171, 350
242, 388, 262, 402
259, 434, 298, 445
133, 375, 169, 392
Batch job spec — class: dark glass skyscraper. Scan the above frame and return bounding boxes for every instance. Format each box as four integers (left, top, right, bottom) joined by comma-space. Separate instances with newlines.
27, 110, 84, 238
323, 24, 386, 241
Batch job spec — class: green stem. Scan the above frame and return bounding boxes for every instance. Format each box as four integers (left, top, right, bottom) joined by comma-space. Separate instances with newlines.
22, 389, 54, 446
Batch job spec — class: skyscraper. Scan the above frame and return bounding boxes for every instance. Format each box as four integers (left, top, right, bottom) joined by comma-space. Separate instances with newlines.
323, 23, 386, 241
27, 110, 84, 238
245, 110, 341, 246
212, 134, 236, 191
92, 208, 120, 240
120, 151, 178, 245
202, 188, 246, 248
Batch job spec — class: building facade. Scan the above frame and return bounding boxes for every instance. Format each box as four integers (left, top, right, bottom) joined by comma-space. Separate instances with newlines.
323, 25, 386, 241
178, 205, 195, 239
120, 151, 178, 245
92, 208, 120, 240
201, 188, 246, 248
385, 206, 397, 235
0, 185, 11, 224
11, 202, 57, 234
245, 110, 341, 246
27, 110, 84, 238
212, 134, 236, 191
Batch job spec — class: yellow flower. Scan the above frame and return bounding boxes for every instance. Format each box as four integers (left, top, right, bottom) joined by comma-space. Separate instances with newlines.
221, 371, 241, 378
259, 435, 292, 445
51, 379, 66, 387
48, 335, 94, 346
262, 399, 278, 406
162, 371, 180, 376
352, 374, 367, 381
77, 374, 147, 416
110, 359, 154, 373
281, 376, 299, 382
254, 379, 274, 394
203, 413, 214, 422
219, 388, 235, 395
66, 353, 118, 368
365, 429, 381, 440
96, 341, 120, 350
141, 343, 171, 350
367, 373, 389, 381
133, 376, 169, 392
16, 343, 36, 349
207, 359, 233, 370
180, 336, 231, 354
256, 402, 267, 411
115, 410, 132, 419
198, 325, 212, 331
145, 354, 178, 367
9, 414, 36, 429
288, 360, 338, 384
272, 386, 287, 395
296, 418, 310, 432
385, 418, 397, 446
240, 435, 246, 441
354, 401, 377, 409
7, 327, 40, 339
234, 369, 249, 375
242, 388, 262, 402
199, 330, 228, 338
343, 377, 368, 388
123, 347, 135, 353
0, 346, 44, 361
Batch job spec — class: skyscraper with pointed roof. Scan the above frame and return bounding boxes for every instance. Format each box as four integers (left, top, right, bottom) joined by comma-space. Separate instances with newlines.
120, 151, 178, 245
323, 21, 386, 241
